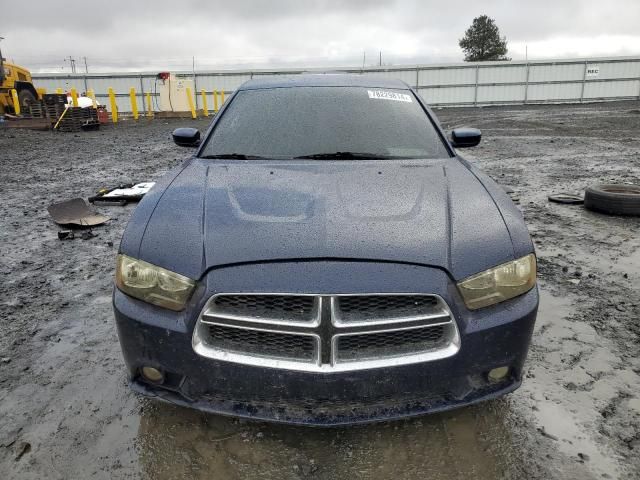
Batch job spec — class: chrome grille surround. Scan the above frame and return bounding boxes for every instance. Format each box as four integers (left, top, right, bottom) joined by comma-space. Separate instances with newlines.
192, 293, 460, 372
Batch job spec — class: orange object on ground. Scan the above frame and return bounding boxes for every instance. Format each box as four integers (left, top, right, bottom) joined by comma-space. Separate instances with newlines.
97, 106, 109, 124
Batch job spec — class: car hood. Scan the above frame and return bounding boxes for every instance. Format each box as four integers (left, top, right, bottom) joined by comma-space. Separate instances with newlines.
132, 158, 516, 281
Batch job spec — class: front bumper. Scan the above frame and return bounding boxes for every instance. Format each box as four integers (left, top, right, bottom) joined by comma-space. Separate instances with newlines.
113, 261, 538, 426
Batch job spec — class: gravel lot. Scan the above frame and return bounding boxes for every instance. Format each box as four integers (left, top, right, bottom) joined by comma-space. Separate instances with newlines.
1, 101, 639, 480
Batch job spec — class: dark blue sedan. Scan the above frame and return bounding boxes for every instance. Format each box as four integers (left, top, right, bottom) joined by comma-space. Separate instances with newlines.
113, 74, 538, 425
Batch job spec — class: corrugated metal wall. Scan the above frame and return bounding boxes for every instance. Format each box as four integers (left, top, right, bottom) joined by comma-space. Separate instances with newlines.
32, 56, 640, 113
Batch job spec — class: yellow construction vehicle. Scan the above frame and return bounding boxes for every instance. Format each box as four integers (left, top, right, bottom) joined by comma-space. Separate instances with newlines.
0, 46, 39, 114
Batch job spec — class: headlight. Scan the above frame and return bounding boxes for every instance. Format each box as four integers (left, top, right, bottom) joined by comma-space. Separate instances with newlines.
457, 254, 536, 310
115, 254, 196, 311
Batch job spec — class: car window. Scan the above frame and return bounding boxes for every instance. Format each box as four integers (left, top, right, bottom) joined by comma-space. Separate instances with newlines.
199, 86, 450, 159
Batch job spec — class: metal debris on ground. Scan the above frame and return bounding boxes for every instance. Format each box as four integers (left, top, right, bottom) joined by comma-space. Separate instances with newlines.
502, 185, 521, 204
57, 229, 98, 241
89, 182, 155, 205
57, 230, 75, 240
80, 231, 98, 240
548, 193, 584, 205
47, 198, 110, 227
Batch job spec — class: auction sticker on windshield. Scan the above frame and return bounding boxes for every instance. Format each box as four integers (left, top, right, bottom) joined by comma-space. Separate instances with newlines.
367, 90, 413, 102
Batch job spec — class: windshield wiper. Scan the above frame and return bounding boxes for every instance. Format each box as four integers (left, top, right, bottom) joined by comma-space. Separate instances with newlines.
202, 152, 404, 160
200, 153, 267, 160
294, 152, 397, 160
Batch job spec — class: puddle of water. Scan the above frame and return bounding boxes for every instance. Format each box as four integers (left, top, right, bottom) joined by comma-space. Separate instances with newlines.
534, 402, 618, 476
135, 400, 529, 480
525, 287, 621, 479
534, 286, 575, 334
589, 245, 640, 281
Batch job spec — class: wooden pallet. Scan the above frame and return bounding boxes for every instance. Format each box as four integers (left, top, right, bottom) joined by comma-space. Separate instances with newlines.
24, 101, 46, 119
57, 106, 99, 132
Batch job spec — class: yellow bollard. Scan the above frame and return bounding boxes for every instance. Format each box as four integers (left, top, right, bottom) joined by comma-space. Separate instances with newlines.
201, 89, 209, 116
186, 87, 196, 119
108, 87, 118, 123
146, 92, 153, 118
221, 90, 225, 105
36, 87, 46, 99
10, 89, 21, 115
55, 87, 63, 94
213, 89, 219, 112
87, 89, 97, 108
70, 88, 79, 107
129, 87, 139, 120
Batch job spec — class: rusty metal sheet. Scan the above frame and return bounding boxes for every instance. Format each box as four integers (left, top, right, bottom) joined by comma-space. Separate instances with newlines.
47, 198, 110, 226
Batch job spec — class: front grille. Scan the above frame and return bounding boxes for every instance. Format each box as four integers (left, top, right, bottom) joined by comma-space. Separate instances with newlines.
338, 295, 437, 314
207, 324, 317, 361
193, 294, 459, 372
210, 294, 316, 323
334, 295, 441, 324
336, 325, 447, 362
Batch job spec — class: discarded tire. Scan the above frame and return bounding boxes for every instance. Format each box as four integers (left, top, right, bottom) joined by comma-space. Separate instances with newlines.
584, 184, 640, 216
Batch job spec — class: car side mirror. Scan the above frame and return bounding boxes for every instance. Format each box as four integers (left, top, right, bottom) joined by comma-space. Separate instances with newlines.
172, 128, 201, 147
451, 128, 481, 148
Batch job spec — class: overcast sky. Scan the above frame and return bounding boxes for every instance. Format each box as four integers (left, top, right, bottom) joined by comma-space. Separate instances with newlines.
2, 0, 640, 73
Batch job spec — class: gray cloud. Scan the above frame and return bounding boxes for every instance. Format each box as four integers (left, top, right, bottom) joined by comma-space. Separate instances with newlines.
2, 0, 639, 72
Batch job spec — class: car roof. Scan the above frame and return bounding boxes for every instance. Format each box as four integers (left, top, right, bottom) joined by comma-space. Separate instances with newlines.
239, 74, 410, 91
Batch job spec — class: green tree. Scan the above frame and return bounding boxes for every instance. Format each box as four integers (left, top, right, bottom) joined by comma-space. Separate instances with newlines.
459, 15, 510, 62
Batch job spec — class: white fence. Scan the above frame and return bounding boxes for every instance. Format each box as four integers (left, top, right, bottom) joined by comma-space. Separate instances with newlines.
31, 56, 640, 113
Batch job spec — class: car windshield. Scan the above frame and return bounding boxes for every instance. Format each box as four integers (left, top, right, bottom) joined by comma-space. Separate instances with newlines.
199, 86, 450, 160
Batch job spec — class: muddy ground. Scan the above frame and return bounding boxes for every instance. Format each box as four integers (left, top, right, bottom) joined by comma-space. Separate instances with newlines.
1, 101, 639, 480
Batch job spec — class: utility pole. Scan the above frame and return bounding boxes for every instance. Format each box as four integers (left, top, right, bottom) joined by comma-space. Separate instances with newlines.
83, 56, 88, 73
65, 56, 77, 73
0, 37, 4, 85
379, 51, 382, 66
192, 56, 197, 110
